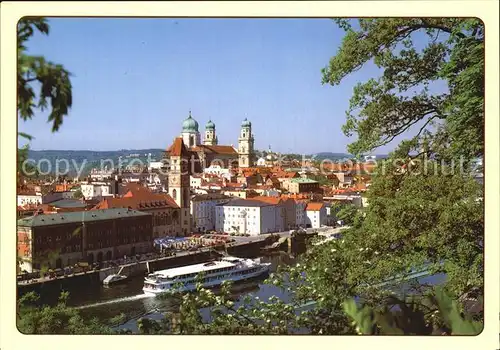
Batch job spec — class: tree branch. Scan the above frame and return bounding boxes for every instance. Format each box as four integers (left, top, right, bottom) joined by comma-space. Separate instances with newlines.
371, 109, 437, 150
415, 115, 438, 139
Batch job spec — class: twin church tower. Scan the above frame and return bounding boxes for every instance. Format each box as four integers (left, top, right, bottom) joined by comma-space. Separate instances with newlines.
179, 111, 255, 168
167, 111, 256, 235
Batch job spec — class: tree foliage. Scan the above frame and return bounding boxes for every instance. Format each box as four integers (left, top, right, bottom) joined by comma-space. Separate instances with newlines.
343, 287, 482, 335
18, 17, 73, 138
331, 202, 360, 226
17, 145, 39, 186
17, 291, 117, 334
349, 159, 483, 298
322, 18, 484, 162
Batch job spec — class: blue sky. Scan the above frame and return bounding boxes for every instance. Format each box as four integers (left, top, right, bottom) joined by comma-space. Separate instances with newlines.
20, 18, 425, 154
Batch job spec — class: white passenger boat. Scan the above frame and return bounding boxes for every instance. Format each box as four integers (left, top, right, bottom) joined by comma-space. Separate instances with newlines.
142, 256, 271, 295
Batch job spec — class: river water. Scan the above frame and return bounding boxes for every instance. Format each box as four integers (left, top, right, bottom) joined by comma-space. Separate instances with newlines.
73, 252, 297, 330
69, 250, 447, 333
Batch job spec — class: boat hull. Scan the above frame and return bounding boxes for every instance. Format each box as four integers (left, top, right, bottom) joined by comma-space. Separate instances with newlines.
143, 264, 270, 296
103, 276, 128, 286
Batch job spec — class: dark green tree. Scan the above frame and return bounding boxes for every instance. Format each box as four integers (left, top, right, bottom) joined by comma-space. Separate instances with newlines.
322, 18, 484, 163
17, 291, 118, 334
332, 203, 360, 226
343, 287, 483, 335
18, 18, 73, 137
18, 17, 73, 181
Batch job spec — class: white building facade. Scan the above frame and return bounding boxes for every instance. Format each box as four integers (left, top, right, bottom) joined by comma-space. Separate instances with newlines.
215, 199, 279, 235
203, 165, 232, 177
89, 168, 114, 181
80, 182, 112, 200
17, 193, 43, 207
190, 176, 203, 189
148, 161, 164, 170
305, 203, 327, 229
190, 193, 231, 232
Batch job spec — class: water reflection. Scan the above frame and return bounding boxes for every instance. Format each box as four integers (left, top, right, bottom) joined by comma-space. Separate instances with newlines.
77, 252, 297, 327
71, 251, 447, 333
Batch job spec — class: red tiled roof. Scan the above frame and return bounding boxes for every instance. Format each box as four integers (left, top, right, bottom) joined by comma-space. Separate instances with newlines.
93, 186, 178, 210
252, 196, 282, 205
306, 202, 324, 211
275, 171, 298, 179
167, 137, 189, 157
18, 191, 39, 196
242, 171, 257, 177
190, 145, 237, 155
321, 162, 378, 174
225, 182, 245, 188
265, 178, 281, 188
247, 185, 273, 191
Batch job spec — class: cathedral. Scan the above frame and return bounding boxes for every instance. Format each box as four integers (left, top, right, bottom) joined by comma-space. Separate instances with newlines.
165, 111, 256, 235
167, 111, 256, 171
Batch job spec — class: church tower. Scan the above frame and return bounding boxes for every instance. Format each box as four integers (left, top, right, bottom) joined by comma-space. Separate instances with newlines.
181, 111, 201, 148
167, 137, 191, 236
204, 119, 218, 146
238, 118, 255, 168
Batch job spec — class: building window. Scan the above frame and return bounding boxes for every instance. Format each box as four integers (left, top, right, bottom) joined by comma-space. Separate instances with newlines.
172, 189, 177, 200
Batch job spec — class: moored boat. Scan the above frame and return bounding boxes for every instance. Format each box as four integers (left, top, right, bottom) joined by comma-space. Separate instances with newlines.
142, 256, 271, 296
103, 266, 128, 286
103, 273, 128, 286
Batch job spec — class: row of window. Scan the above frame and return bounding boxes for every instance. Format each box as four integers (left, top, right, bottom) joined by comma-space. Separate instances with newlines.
181, 268, 259, 284
87, 239, 113, 249
153, 215, 176, 226
87, 229, 112, 238
33, 234, 78, 244
223, 207, 257, 212
223, 220, 256, 226
33, 230, 150, 245
221, 214, 257, 219
116, 236, 148, 245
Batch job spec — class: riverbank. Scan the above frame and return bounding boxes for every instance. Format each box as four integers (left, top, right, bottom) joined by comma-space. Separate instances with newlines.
73, 252, 297, 329
17, 236, 273, 299
17, 227, 340, 300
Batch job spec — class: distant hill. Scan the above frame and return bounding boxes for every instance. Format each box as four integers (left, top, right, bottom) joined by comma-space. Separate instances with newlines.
312, 152, 352, 160
21, 148, 390, 178
312, 152, 390, 161
24, 149, 166, 177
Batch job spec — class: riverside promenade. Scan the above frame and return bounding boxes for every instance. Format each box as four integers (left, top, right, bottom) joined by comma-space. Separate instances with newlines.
17, 226, 345, 296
